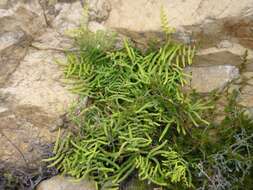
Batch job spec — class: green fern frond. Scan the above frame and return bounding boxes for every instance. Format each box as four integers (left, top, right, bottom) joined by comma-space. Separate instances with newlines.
160, 6, 175, 38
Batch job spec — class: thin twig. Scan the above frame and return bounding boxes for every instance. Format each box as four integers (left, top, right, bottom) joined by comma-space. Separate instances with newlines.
30, 44, 78, 53
196, 163, 216, 188
0, 131, 29, 168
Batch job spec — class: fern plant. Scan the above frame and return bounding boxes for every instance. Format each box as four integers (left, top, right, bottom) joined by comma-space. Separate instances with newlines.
44, 23, 213, 189
42, 7, 253, 190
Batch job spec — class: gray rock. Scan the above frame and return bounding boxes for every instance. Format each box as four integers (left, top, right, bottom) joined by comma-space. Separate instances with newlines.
0, 36, 31, 87
238, 84, 253, 107
0, 1, 46, 88
88, 0, 111, 22
0, 0, 76, 170
52, 1, 85, 34
0, 106, 8, 113
185, 65, 240, 93
217, 40, 233, 49
0, 0, 8, 7
0, 105, 59, 168
194, 51, 242, 67
88, 21, 107, 32
102, 0, 253, 31
2, 48, 75, 115
237, 72, 253, 108
36, 175, 96, 190
90, 0, 253, 50
31, 28, 74, 50
0, 2, 46, 36
0, 31, 25, 51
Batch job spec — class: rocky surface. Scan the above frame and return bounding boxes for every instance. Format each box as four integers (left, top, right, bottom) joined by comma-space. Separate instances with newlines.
0, 0, 82, 171
238, 72, 253, 107
185, 65, 240, 93
104, 0, 252, 31
36, 175, 96, 190
100, 0, 253, 48
1, 0, 253, 189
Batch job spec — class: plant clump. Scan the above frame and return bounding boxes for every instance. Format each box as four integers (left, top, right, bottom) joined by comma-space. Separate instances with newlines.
45, 26, 253, 189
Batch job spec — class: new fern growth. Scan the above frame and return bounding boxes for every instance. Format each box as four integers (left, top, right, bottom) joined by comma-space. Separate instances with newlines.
160, 6, 175, 40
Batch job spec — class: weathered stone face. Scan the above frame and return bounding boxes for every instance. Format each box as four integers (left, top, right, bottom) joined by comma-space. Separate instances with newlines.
90, 0, 253, 52
0, 104, 57, 169
185, 65, 240, 93
102, 0, 252, 35
1, 0, 253, 188
0, 0, 81, 171
223, 17, 253, 49
194, 51, 243, 67
88, 0, 111, 22
36, 175, 96, 190
0, 35, 31, 87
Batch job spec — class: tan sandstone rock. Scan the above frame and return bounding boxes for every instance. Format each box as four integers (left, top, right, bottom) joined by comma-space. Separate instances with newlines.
36, 175, 96, 190
0, 0, 82, 169
185, 65, 240, 93
89, 0, 253, 52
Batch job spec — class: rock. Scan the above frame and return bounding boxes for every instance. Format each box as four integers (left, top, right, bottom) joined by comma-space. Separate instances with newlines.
224, 17, 253, 49
0, 31, 25, 51
237, 72, 253, 108
0, 0, 8, 8
119, 176, 155, 190
1, 0, 253, 189
103, 0, 252, 30
36, 175, 96, 190
0, 36, 31, 87
194, 51, 242, 67
198, 43, 253, 60
0, 104, 59, 169
2, 48, 74, 115
238, 85, 253, 107
186, 51, 242, 94
185, 65, 240, 93
91, 0, 253, 51
52, 1, 85, 34
245, 60, 253, 72
0, 2, 46, 36
242, 72, 253, 79
88, 21, 107, 32
238, 72, 253, 107
88, 0, 111, 22
0, 1, 46, 87
0, 106, 8, 113
217, 40, 233, 49
0, 0, 78, 171
173, 27, 193, 44
32, 28, 72, 50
